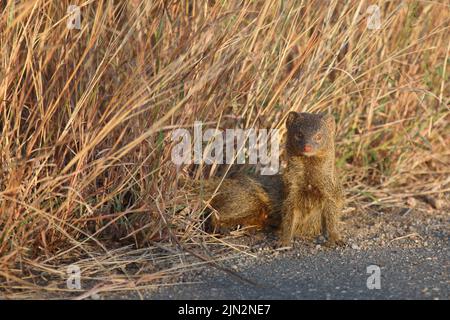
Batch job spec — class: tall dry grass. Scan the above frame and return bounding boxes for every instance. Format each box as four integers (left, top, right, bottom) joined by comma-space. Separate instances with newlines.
0, 0, 448, 298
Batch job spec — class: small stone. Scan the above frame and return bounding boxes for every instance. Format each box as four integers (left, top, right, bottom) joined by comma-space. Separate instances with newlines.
91, 293, 101, 300
406, 197, 417, 207
351, 244, 360, 250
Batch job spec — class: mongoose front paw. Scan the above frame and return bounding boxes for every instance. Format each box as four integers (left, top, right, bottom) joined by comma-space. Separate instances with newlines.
326, 235, 346, 247
278, 238, 293, 248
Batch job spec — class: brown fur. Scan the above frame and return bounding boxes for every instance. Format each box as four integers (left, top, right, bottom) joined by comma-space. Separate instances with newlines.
280, 111, 343, 246
193, 175, 282, 232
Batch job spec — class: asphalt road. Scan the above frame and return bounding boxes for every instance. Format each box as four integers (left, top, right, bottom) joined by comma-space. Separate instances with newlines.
151, 245, 449, 300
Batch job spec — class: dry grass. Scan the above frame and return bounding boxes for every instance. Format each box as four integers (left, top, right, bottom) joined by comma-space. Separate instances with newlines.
0, 0, 448, 298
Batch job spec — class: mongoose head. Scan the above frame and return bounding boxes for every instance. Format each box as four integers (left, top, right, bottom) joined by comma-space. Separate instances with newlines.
285, 111, 336, 157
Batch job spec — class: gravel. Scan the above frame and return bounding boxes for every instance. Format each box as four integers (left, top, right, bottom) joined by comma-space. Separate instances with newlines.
106, 203, 449, 300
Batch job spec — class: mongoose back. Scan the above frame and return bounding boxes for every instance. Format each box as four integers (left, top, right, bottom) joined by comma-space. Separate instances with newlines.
192, 175, 283, 232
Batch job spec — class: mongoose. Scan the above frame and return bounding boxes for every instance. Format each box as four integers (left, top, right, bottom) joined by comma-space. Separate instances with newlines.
192, 175, 283, 232
280, 111, 344, 246
189, 112, 343, 245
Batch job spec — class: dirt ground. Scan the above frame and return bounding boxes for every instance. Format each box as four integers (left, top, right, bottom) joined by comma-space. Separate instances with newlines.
103, 196, 449, 300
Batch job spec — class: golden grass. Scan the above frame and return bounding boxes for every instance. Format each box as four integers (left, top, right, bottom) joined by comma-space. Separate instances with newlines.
0, 0, 448, 298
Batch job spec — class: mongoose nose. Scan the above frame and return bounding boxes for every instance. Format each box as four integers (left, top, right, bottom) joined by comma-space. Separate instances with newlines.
304, 144, 313, 152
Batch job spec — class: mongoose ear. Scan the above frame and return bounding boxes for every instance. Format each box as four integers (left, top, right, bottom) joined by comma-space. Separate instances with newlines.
286, 111, 299, 127
322, 114, 336, 132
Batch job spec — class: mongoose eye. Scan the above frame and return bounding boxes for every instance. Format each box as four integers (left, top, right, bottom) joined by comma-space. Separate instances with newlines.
295, 133, 303, 141
314, 133, 322, 142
